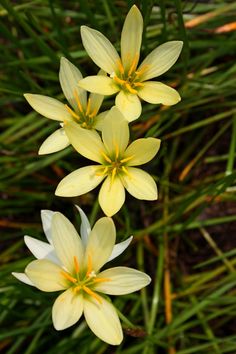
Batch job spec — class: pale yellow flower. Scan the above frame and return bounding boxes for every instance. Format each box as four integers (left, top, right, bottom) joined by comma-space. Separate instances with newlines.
24, 58, 106, 155
13, 211, 150, 345
79, 5, 183, 121
55, 107, 161, 216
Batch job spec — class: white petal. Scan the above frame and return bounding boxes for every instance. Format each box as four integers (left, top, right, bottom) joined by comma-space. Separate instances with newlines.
75, 205, 91, 246
24, 94, 72, 121
81, 26, 120, 75
85, 217, 116, 272
25, 259, 68, 291
138, 81, 181, 105
52, 288, 83, 330
59, 57, 87, 111
102, 107, 129, 156
64, 121, 104, 163
12, 272, 34, 286
121, 5, 143, 72
24, 236, 59, 264
41, 210, 54, 244
84, 296, 123, 345
93, 111, 109, 131
78, 76, 119, 95
124, 137, 161, 166
115, 91, 141, 121
94, 267, 151, 295
122, 167, 157, 200
51, 212, 84, 273
38, 128, 70, 155
99, 176, 125, 217
55, 166, 105, 197
138, 41, 183, 81
108, 236, 133, 262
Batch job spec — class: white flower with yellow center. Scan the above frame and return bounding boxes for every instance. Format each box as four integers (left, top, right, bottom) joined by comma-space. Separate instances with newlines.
55, 107, 161, 216
24, 57, 106, 155
78, 5, 183, 122
13, 210, 150, 345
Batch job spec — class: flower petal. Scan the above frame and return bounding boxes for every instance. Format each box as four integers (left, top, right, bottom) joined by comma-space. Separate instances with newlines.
55, 166, 105, 197
78, 76, 119, 95
83, 296, 123, 345
81, 26, 120, 75
122, 167, 157, 200
102, 107, 129, 156
138, 41, 183, 81
52, 288, 83, 330
115, 91, 141, 121
108, 236, 133, 262
24, 236, 59, 264
75, 205, 91, 246
89, 92, 104, 116
93, 110, 109, 131
25, 259, 68, 291
41, 210, 54, 244
64, 121, 104, 163
124, 137, 161, 166
95, 267, 151, 295
24, 94, 72, 121
99, 176, 125, 217
12, 272, 34, 286
38, 128, 70, 155
59, 57, 87, 111
138, 81, 181, 105
121, 5, 143, 72
51, 212, 84, 273
85, 217, 116, 272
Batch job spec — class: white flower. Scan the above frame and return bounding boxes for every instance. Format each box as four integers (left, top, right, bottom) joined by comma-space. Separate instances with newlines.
79, 5, 183, 121
24, 58, 107, 155
56, 107, 161, 216
13, 210, 150, 345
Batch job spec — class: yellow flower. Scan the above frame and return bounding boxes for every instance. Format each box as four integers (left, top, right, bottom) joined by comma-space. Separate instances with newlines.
78, 5, 183, 122
55, 107, 161, 216
24, 58, 106, 155
13, 211, 150, 345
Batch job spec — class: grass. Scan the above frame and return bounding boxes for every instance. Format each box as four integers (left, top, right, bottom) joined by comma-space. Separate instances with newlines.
0, 0, 236, 353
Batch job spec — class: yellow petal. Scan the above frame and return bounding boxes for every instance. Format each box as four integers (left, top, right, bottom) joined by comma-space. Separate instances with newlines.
102, 106, 129, 155
121, 5, 143, 72
115, 91, 141, 122
93, 110, 109, 131
38, 128, 70, 155
81, 26, 120, 75
24, 94, 72, 121
59, 57, 87, 111
95, 266, 151, 295
55, 166, 105, 197
83, 296, 123, 345
122, 167, 157, 200
64, 121, 104, 163
78, 76, 119, 95
51, 212, 84, 274
138, 81, 181, 105
25, 259, 68, 291
85, 217, 116, 271
98, 176, 125, 216
52, 288, 83, 330
124, 137, 161, 166
138, 41, 183, 81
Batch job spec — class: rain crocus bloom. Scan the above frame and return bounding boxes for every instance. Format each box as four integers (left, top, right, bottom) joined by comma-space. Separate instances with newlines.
56, 107, 161, 216
24, 57, 106, 155
79, 5, 183, 121
13, 210, 150, 345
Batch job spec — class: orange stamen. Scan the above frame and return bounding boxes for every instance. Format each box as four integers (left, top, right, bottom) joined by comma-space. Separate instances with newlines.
82, 285, 102, 304
115, 142, 119, 159
101, 151, 112, 163
111, 167, 117, 184
73, 256, 80, 273
86, 98, 91, 115
65, 104, 80, 120
86, 254, 93, 277
93, 277, 111, 283
74, 89, 84, 113
124, 82, 137, 94
133, 82, 144, 87
122, 166, 132, 178
113, 76, 126, 85
128, 53, 139, 77
117, 60, 125, 75
74, 285, 81, 292
120, 155, 134, 163
61, 271, 77, 284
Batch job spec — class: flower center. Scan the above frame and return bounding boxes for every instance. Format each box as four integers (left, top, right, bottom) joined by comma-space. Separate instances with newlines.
61, 255, 110, 304
111, 55, 146, 94
65, 90, 97, 129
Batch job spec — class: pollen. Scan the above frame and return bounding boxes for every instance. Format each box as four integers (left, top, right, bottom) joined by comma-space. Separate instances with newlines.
74, 89, 84, 113
61, 271, 77, 284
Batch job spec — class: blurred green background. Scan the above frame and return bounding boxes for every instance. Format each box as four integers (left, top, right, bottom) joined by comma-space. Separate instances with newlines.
1, 0, 236, 353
